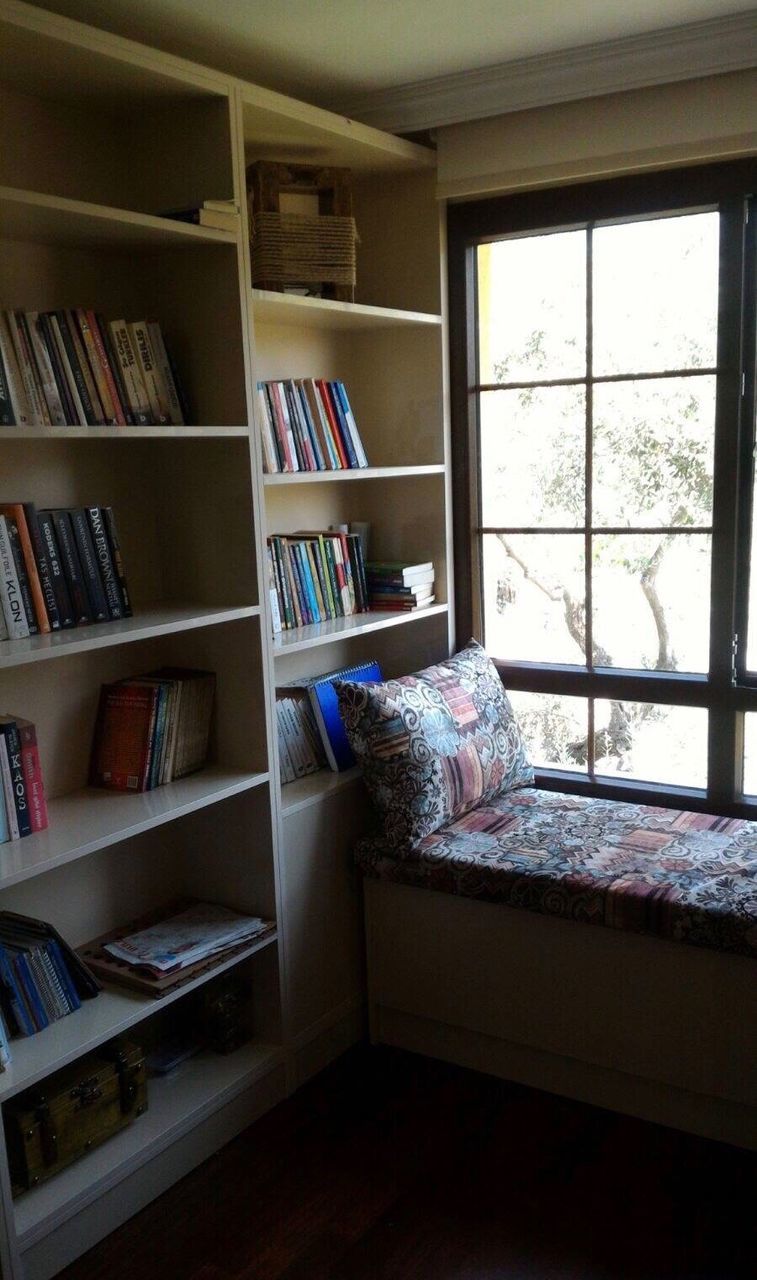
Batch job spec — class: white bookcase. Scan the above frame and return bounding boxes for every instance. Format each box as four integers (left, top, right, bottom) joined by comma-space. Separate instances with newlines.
0, 3, 453, 1277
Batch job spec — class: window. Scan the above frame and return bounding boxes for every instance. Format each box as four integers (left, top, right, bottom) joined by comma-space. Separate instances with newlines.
448, 160, 757, 812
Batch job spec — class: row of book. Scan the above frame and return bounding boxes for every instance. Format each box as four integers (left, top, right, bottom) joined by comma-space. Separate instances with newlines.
367, 561, 436, 611
257, 378, 368, 473
277, 660, 382, 781
267, 529, 369, 632
0, 309, 187, 428
0, 715, 47, 843
90, 668, 215, 793
0, 502, 131, 640
0, 912, 100, 1052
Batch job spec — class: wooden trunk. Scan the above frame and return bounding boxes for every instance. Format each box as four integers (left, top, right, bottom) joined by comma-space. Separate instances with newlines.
5, 1041, 148, 1196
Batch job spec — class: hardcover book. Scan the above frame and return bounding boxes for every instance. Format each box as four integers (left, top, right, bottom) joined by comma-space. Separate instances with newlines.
282, 660, 382, 771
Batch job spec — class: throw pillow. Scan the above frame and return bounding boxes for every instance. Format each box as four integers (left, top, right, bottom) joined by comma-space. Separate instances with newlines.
336, 639, 533, 852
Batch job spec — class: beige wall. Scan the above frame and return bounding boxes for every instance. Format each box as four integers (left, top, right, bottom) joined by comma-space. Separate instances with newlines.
436, 69, 757, 199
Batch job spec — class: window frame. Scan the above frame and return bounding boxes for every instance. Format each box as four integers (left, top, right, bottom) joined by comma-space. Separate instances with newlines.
448, 159, 757, 815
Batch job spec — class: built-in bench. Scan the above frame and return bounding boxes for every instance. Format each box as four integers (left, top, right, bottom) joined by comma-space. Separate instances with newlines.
359, 788, 757, 1148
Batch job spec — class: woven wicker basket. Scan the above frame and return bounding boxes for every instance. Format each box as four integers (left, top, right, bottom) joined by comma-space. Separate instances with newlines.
250, 211, 357, 292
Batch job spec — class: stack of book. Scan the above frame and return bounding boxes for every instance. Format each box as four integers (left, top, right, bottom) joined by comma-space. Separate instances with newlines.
257, 378, 368, 473
0, 912, 100, 1054
90, 668, 215, 793
267, 529, 368, 632
366, 561, 436, 611
275, 694, 326, 782
0, 310, 186, 427
160, 199, 239, 233
0, 503, 131, 640
0, 715, 47, 843
278, 660, 381, 777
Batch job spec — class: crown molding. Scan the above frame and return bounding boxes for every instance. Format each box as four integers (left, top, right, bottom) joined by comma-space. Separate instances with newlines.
327, 11, 757, 133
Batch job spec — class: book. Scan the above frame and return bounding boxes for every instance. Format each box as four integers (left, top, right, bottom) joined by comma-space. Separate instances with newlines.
0, 331, 16, 425
0, 504, 50, 633
50, 509, 92, 624
129, 321, 170, 425
90, 681, 159, 791
75, 309, 121, 426
86, 505, 124, 619
0, 314, 30, 425
282, 660, 382, 772
108, 321, 151, 425
102, 506, 133, 617
26, 312, 67, 426
6, 312, 49, 426
36, 510, 76, 628
68, 507, 110, 622
0, 719, 32, 839
103, 902, 267, 975
0, 733, 20, 840
16, 718, 48, 834
161, 207, 239, 232
0, 515, 29, 639
367, 561, 435, 588
147, 321, 185, 425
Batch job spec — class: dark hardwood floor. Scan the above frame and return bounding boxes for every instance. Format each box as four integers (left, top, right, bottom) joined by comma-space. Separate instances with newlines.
61, 1045, 756, 1280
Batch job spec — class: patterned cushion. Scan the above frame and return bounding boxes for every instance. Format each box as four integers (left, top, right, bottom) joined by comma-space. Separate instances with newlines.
336, 640, 533, 853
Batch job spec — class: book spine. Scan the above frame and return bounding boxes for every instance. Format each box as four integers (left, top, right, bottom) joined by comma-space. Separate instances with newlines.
23, 502, 61, 630
86, 506, 123, 619
293, 542, 318, 622
56, 311, 100, 425
264, 383, 288, 471
303, 379, 338, 469
257, 384, 279, 473
86, 311, 127, 425
286, 380, 316, 471
7, 311, 49, 425
0, 762, 8, 841
51, 510, 92, 624
0, 721, 29, 839
271, 537, 293, 630
46, 938, 81, 1011
68, 508, 110, 622
67, 310, 106, 424
335, 381, 369, 467
297, 382, 326, 469
12, 954, 47, 1030
346, 534, 366, 612
48, 313, 87, 423
102, 507, 133, 616
304, 542, 327, 619
76, 309, 119, 425
4, 515, 39, 634
36, 511, 76, 628
275, 703, 296, 783
0, 725, 26, 838
0, 516, 30, 639
26, 313, 67, 426
1, 505, 50, 633
316, 380, 349, 468
147, 322, 184, 425
108, 321, 152, 425
38, 313, 76, 424
129, 321, 170, 424
270, 382, 298, 471
282, 541, 304, 628
99, 317, 134, 424
0, 947, 34, 1035
266, 545, 282, 634
327, 381, 359, 468
0, 314, 31, 425
0, 333, 15, 425
18, 721, 48, 834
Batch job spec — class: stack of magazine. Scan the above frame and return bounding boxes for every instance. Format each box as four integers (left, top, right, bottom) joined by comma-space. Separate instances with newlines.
102, 903, 271, 979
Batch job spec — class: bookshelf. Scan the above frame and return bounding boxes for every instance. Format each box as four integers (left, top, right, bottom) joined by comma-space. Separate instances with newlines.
0, 3, 452, 1277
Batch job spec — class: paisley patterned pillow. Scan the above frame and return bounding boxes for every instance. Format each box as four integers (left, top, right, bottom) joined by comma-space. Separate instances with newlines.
335, 640, 533, 853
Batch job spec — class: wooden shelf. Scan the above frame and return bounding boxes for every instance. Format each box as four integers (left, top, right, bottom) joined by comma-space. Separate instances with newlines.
280, 766, 362, 817
263, 465, 444, 485
0, 768, 270, 892
0, 931, 279, 1104
0, 604, 260, 670
14, 1039, 284, 1249
0, 426, 251, 440
272, 603, 448, 657
0, 187, 238, 249
251, 290, 442, 331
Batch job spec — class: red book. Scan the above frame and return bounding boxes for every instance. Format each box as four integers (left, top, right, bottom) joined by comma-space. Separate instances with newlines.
16, 718, 48, 833
90, 683, 158, 792
83, 310, 127, 426
316, 380, 349, 469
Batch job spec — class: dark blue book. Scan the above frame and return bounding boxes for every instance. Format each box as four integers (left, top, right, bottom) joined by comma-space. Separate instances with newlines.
327, 381, 359, 469
282, 660, 382, 771
0, 945, 35, 1036
68, 508, 109, 622
46, 938, 81, 1012
11, 950, 48, 1031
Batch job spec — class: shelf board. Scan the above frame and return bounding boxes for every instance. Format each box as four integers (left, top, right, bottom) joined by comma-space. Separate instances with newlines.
280, 765, 362, 817
272, 603, 449, 657
0, 931, 279, 1104
14, 1038, 284, 1247
251, 289, 442, 331
0, 187, 238, 249
241, 88, 435, 174
14, 1039, 284, 1248
0, 426, 251, 440
0, 603, 260, 670
0, 767, 270, 893
263, 465, 445, 485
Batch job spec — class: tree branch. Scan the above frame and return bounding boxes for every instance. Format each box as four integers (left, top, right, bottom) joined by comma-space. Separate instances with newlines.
640, 537, 676, 670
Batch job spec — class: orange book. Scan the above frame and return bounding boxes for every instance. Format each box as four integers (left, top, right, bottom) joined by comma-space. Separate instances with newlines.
0, 503, 50, 633
90, 682, 158, 792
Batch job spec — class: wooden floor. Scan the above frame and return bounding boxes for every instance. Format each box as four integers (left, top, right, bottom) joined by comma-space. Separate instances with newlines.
61, 1045, 757, 1280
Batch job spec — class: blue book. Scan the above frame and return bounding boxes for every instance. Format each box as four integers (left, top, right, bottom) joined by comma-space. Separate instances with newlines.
282, 660, 382, 771
47, 938, 81, 1012
327, 382, 359, 469
11, 950, 48, 1031
0, 945, 35, 1036
294, 543, 320, 623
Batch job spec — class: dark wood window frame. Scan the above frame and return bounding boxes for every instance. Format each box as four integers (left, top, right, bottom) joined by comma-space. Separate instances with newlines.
448, 159, 757, 815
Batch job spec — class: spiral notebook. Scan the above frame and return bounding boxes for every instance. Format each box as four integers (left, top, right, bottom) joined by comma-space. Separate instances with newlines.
281, 660, 382, 771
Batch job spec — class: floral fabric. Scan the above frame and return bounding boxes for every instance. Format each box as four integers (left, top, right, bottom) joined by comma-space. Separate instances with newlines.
336, 641, 533, 852
356, 786, 757, 959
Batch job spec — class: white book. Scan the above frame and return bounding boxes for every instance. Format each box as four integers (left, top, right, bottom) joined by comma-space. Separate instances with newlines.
0, 515, 29, 639
257, 384, 279, 473
275, 703, 296, 782
108, 321, 151, 424
6, 311, 49, 425
147, 322, 184, 425
0, 735, 20, 840
25, 312, 67, 425
129, 321, 170, 424
0, 313, 31, 426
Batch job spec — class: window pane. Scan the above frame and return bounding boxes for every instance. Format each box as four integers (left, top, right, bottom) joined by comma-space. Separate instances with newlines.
742, 714, 757, 796
593, 377, 715, 528
480, 385, 585, 527
508, 691, 588, 773
477, 231, 586, 383
592, 533, 711, 672
482, 533, 585, 664
593, 700, 707, 788
593, 212, 719, 375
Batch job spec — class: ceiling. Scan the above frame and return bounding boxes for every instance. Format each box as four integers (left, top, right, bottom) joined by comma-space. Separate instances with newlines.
24, 0, 757, 112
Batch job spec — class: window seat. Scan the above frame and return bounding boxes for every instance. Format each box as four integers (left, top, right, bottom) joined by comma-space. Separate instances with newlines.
358, 787, 757, 960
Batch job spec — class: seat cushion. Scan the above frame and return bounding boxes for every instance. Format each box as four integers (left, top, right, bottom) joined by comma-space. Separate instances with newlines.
336, 640, 533, 853
356, 786, 757, 958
